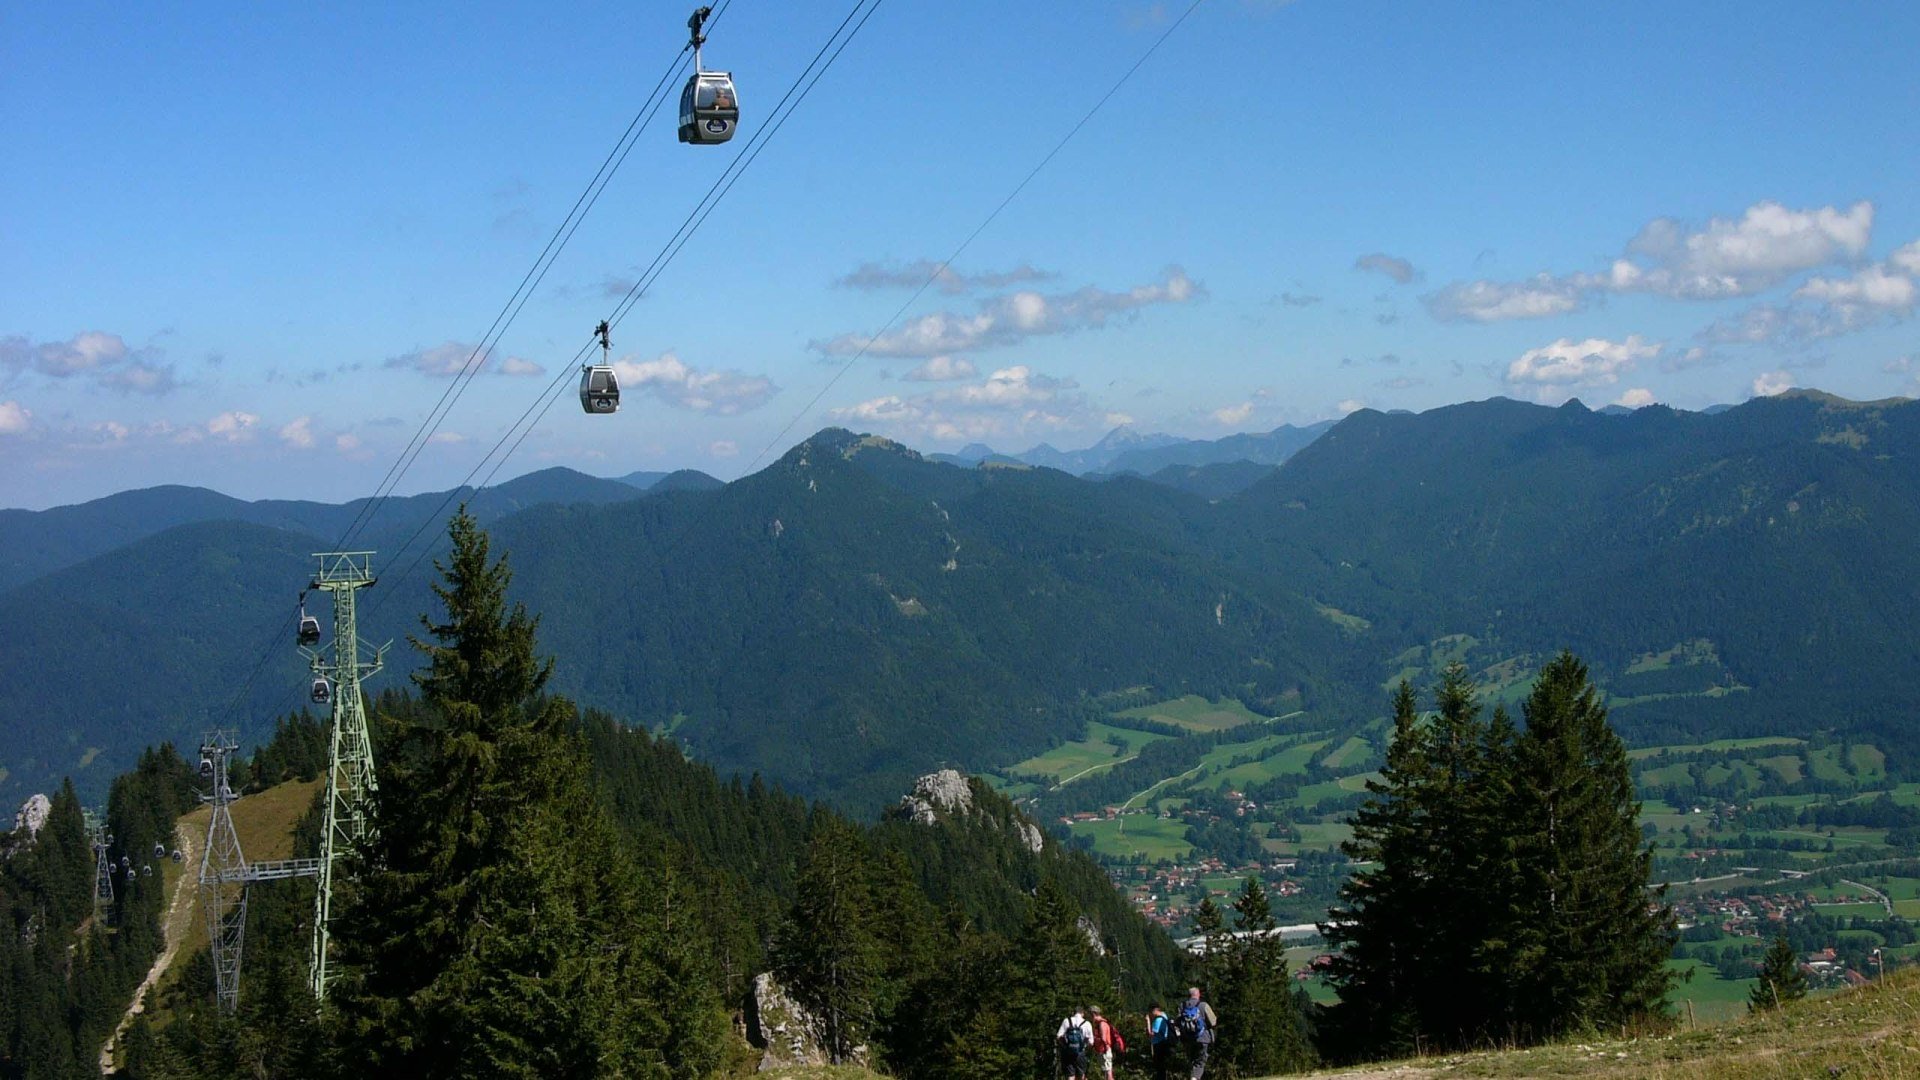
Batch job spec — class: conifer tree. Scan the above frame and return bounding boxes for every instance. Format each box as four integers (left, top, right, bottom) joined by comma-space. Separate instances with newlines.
1749, 935, 1806, 1011
1324, 680, 1429, 1055
1501, 651, 1674, 1038
330, 508, 705, 1079
774, 814, 882, 1064
1192, 894, 1230, 996
953, 878, 1110, 1080
1218, 877, 1316, 1076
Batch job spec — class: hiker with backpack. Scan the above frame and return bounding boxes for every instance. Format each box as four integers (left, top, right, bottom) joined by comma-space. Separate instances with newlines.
1146, 1003, 1173, 1080
1055, 1006, 1095, 1079
1175, 986, 1219, 1079
1088, 1005, 1125, 1080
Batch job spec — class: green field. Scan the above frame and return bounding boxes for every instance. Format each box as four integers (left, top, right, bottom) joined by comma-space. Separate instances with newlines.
1006, 721, 1172, 786
1208, 737, 1329, 791
1628, 736, 1803, 761
1115, 694, 1268, 733
1319, 735, 1371, 770
1296, 772, 1377, 810
1666, 958, 1758, 1024
1067, 813, 1191, 861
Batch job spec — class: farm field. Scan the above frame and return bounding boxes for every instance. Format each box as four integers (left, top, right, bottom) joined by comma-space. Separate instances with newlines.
1005, 721, 1172, 786
1114, 694, 1268, 733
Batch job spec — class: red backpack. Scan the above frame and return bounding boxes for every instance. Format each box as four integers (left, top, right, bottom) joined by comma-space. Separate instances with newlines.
1092, 1018, 1125, 1054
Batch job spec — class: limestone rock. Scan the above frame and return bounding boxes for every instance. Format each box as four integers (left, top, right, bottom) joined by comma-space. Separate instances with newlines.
12, 795, 51, 840
747, 972, 869, 1072
898, 768, 973, 825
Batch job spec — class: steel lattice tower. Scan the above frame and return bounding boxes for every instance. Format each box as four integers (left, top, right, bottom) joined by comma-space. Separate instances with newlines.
199, 732, 249, 1013
85, 809, 112, 917
195, 732, 322, 1014
303, 551, 385, 1001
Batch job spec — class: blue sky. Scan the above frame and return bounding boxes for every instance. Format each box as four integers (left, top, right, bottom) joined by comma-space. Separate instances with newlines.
4, 0, 1918, 508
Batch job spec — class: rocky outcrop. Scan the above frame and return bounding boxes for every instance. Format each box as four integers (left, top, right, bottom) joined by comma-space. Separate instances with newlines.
746, 972, 868, 1072
748, 972, 824, 1071
1017, 820, 1044, 853
11, 794, 50, 840
1077, 915, 1108, 957
898, 769, 973, 825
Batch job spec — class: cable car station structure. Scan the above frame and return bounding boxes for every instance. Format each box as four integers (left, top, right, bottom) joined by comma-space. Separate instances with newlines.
199, 550, 385, 1013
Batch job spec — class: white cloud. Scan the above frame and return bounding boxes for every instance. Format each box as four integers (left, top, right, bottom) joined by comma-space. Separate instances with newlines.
497, 355, 546, 377
709, 439, 739, 457
1617, 200, 1872, 298
814, 268, 1201, 359
1211, 401, 1255, 425
829, 365, 1098, 442
385, 342, 546, 378
0, 400, 31, 435
1426, 200, 1878, 322
428, 431, 467, 445
1891, 240, 1920, 276
902, 356, 977, 382
1337, 399, 1367, 415
0, 331, 179, 394
1615, 388, 1656, 408
1793, 265, 1916, 310
1506, 335, 1661, 388
1885, 356, 1913, 374
1751, 370, 1794, 398
386, 341, 478, 377
277, 416, 316, 449
612, 351, 777, 414
836, 261, 1056, 295
1353, 252, 1418, 284
335, 433, 362, 452
1425, 275, 1584, 322
204, 411, 259, 443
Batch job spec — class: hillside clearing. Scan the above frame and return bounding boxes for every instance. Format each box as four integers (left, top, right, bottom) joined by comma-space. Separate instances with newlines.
1280, 967, 1920, 1079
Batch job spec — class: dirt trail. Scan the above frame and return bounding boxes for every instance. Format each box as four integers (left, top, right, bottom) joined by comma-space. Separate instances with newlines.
99, 823, 199, 1074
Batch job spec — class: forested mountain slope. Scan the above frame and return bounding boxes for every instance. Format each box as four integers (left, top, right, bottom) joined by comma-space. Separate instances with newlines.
1222, 391, 1920, 755
0, 466, 652, 592
6, 392, 1919, 806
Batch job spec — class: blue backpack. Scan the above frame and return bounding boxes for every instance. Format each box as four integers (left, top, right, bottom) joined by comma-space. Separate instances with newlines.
1063, 1019, 1088, 1053
1177, 1001, 1207, 1040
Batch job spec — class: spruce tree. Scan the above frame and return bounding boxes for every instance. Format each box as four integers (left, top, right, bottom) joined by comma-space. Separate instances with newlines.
774, 814, 882, 1064
1323, 680, 1430, 1055
1219, 877, 1316, 1076
956, 878, 1110, 1080
1501, 651, 1674, 1038
330, 508, 705, 1079
1750, 935, 1806, 1012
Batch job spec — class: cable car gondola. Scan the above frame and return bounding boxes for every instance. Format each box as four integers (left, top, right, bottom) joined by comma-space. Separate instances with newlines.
678, 6, 738, 144
297, 593, 320, 647
580, 320, 620, 414
311, 676, 332, 705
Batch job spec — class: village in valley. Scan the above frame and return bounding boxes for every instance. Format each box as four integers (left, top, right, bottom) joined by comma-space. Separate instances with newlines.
989, 682, 1920, 1020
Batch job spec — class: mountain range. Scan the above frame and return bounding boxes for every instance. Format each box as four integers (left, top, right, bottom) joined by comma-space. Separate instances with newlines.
928, 419, 1335, 478
4, 390, 1918, 808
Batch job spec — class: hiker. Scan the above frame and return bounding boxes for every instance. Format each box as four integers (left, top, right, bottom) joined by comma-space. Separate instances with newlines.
1175, 986, 1218, 1079
1056, 1006, 1095, 1079
1089, 1004, 1125, 1080
1146, 1003, 1173, 1080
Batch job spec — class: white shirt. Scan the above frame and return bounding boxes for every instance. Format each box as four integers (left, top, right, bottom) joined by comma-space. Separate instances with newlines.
1056, 1013, 1094, 1044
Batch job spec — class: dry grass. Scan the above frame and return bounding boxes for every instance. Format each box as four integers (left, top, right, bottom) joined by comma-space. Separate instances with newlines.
162, 779, 322, 988
1286, 968, 1920, 1079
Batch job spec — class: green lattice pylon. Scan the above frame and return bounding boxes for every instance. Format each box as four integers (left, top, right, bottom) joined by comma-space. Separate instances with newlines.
303, 551, 386, 1001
